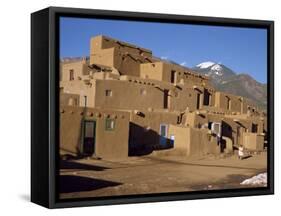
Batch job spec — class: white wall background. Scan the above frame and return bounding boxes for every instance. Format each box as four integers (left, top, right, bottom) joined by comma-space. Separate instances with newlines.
0, 0, 279, 214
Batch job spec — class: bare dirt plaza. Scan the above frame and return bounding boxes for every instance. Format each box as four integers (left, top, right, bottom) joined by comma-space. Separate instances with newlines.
60, 152, 267, 199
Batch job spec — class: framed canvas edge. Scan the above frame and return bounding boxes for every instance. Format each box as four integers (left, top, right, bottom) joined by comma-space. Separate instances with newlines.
31, 6, 274, 209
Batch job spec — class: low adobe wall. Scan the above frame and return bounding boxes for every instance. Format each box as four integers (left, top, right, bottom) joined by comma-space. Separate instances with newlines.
168, 125, 220, 157
243, 132, 264, 151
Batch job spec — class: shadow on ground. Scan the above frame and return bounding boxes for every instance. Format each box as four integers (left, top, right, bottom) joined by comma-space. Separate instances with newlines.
59, 175, 122, 193
60, 160, 110, 171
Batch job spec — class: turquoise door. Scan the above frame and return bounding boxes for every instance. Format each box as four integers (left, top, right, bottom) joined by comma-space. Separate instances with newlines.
159, 124, 168, 146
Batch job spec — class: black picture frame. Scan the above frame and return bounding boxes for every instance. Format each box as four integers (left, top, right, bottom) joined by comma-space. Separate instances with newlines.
31, 6, 274, 208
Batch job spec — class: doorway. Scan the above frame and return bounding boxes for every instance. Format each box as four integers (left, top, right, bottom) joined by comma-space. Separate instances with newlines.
83, 120, 96, 156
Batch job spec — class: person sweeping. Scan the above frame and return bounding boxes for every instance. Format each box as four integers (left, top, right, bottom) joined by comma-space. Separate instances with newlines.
238, 145, 244, 160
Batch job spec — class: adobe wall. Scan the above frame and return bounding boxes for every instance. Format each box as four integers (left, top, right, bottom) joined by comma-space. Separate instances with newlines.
60, 77, 209, 112
121, 75, 205, 111
129, 110, 179, 152
168, 87, 198, 111
60, 106, 130, 160
243, 132, 264, 151
215, 92, 243, 113
243, 98, 263, 116
140, 62, 210, 87
90, 35, 153, 76
140, 62, 164, 81
60, 79, 96, 107
183, 111, 264, 148
91, 35, 152, 57
60, 93, 80, 107
89, 47, 115, 68
94, 79, 164, 110
222, 115, 264, 147
60, 59, 90, 81
168, 125, 220, 156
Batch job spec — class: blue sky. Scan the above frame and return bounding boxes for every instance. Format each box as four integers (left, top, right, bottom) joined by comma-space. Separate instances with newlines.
60, 17, 267, 83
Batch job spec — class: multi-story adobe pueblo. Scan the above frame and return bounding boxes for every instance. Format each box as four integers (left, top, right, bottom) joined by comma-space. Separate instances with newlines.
60, 35, 267, 160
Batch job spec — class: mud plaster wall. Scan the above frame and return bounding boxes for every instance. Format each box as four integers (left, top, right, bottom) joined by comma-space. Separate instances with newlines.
90, 35, 153, 77
169, 87, 198, 111
140, 62, 210, 87
94, 79, 164, 110
243, 132, 264, 151
61, 60, 89, 81
215, 92, 243, 113
168, 125, 220, 156
90, 47, 115, 68
60, 93, 80, 107
60, 106, 130, 160
60, 80, 96, 107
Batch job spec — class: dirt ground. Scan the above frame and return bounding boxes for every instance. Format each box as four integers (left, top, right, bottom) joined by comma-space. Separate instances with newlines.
59, 152, 267, 199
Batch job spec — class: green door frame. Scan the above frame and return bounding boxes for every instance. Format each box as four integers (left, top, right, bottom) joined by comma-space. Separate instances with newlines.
82, 120, 96, 156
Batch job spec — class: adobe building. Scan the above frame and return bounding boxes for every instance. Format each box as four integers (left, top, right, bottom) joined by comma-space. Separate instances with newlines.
60, 35, 267, 160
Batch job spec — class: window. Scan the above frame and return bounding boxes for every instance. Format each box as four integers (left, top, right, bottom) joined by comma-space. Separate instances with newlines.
163, 89, 169, 109
105, 118, 115, 130
196, 93, 201, 109
69, 69, 74, 80
160, 124, 167, 136
211, 122, 221, 137
177, 116, 181, 124
171, 70, 176, 83
203, 89, 211, 106
105, 89, 112, 97
252, 123, 258, 133
208, 122, 212, 130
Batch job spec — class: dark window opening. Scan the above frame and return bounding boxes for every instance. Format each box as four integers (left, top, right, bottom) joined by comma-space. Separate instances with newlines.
203, 89, 211, 106
69, 69, 74, 80
171, 70, 176, 83
163, 89, 169, 109
252, 123, 258, 133
177, 116, 181, 124
196, 93, 201, 109
105, 89, 112, 97
208, 122, 212, 130
226, 97, 231, 110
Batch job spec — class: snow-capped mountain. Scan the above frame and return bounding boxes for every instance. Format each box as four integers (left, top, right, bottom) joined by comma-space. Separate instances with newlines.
193, 61, 236, 85
196, 61, 216, 69
193, 61, 267, 109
